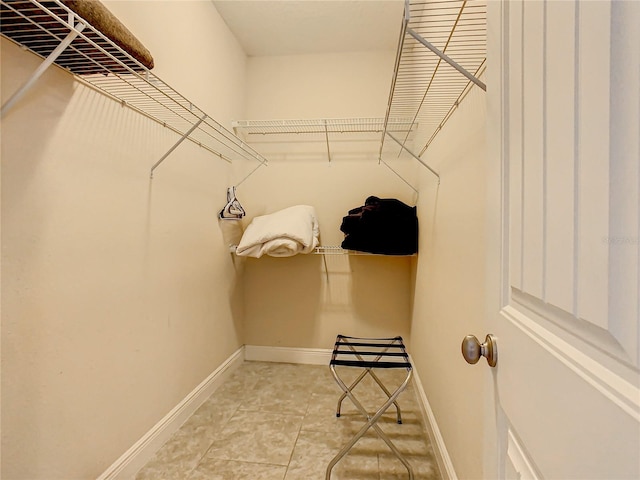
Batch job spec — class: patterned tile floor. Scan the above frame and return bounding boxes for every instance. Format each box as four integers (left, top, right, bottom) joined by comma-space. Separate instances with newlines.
135, 361, 441, 480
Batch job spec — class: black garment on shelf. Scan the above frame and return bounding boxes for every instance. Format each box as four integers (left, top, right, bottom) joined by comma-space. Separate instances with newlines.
340, 196, 418, 255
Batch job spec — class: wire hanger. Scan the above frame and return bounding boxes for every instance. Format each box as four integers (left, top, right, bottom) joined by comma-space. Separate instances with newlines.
219, 186, 245, 219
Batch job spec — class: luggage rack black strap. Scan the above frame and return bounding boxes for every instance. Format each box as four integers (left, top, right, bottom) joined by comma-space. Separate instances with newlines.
336, 334, 402, 341
330, 334, 411, 370
335, 341, 406, 348
330, 359, 412, 369
332, 350, 408, 357
328, 334, 414, 479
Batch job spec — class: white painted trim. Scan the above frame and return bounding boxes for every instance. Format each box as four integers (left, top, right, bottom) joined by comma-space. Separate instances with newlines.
96, 346, 454, 480
244, 345, 332, 365
507, 429, 540, 480
411, 361, 458, 480
96, 347, 245, 480
502, 305, 640, 421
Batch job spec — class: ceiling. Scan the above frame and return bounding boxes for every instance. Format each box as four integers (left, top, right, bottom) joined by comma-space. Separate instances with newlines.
212, 0, 405, 56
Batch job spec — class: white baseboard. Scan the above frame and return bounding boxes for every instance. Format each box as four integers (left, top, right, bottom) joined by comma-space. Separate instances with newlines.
97, 346, 454, 480
244, 345, 332, 365
96, 347, 245, 480
411, 362, 457, 480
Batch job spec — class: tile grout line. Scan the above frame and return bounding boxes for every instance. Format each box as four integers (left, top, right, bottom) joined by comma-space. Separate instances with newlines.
136, 362, 437, 480
188, 402, 244, 478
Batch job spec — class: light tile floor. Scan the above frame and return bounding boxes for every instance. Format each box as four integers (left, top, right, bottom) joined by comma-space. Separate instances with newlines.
135, 361, 441, 480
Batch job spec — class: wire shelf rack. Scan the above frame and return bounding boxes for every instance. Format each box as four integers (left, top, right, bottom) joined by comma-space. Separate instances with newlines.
232, 117, 416, 137
232, 117, 416, 164
380, 0, 487, 171
0, 0, 267, 173
315, 245, 416, 256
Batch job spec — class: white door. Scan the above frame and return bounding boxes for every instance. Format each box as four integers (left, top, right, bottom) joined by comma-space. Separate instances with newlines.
483, 1, 640, 479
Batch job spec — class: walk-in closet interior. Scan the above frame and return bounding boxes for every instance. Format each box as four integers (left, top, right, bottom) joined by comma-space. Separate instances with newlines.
1, 0, 482, 477
3, 0, 638, 479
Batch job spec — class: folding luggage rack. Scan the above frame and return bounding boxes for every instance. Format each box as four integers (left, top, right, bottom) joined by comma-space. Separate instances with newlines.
327, 334, 414, 479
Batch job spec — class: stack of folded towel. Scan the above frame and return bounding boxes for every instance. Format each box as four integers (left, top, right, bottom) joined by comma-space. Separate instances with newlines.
340, 196, 418, 255
235, 205, 320, 258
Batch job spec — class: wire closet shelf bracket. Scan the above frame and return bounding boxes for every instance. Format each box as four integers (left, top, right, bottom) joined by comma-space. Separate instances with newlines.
0, 0, 268, 177
379, 0, 487, 183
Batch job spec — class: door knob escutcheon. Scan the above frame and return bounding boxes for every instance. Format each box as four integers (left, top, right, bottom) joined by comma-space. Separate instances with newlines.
461, 334, 497, 367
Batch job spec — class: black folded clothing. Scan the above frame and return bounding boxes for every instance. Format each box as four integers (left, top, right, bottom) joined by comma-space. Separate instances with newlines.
340, 196, 418, 255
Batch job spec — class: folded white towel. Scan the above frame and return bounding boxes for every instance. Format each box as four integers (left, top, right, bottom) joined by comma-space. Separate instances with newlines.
235, 205, 320, 258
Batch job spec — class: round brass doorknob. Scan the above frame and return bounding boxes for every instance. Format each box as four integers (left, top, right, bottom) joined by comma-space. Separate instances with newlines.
461, 334, 497, 367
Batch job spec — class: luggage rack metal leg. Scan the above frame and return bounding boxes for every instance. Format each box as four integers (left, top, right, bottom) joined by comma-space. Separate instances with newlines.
335, 343, 403, 424
326, 335, 414, 480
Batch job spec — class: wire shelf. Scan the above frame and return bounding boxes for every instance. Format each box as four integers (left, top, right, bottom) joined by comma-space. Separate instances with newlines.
315, 246, 416, 256
232, 117, 416, 164
0, 0, 267, 170
232, 117, 416, 137
380, 0, 487, 163
228, 245, 415, 256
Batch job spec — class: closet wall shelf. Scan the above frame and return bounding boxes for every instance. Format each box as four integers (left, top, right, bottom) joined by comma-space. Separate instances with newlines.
0, 0, 267, 176
315, 246, 416, 257
232, 117, 415, 164
232, 118, 415, 137
379, 0, 487, 179
229, 245, 416, 257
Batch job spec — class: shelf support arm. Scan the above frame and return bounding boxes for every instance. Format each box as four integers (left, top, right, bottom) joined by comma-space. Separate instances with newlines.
324, 120, 332, 163
406, 27, 486, 91
322, 253, 329, 283
236, 160, 267, 188
379, 159, 419, 194
150, 114, 208, 178
1, 13, 86, 117
385, 132, 440, 182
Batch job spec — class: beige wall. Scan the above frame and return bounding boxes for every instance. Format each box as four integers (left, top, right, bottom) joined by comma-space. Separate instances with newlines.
410, 85, 487, 479
240, 51, 418, 349
241, 48, 488, 479
2, 2, 488, 479
246, 51, 396, 119
1, 2, 250, 478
